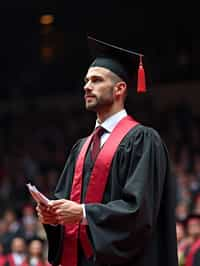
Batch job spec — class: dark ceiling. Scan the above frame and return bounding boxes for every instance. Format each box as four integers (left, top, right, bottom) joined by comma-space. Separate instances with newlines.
0, 2, 199, 98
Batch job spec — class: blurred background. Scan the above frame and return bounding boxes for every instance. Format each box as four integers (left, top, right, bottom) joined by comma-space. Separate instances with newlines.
0, 2, 200, 265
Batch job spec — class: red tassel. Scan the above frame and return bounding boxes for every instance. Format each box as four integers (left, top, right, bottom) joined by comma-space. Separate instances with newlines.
137, 55, 146, 93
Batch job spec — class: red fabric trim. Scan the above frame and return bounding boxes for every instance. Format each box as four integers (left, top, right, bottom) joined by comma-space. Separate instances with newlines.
70, 134, 93, 203
6, 254, 15, 266
61, 224, 79, 266
62, 115, 139, 266
85, 116, 138, 203
0, 256, 6, 265
185, 239, 200, 266
61, 135, 93, 266
79, 224, 94, 258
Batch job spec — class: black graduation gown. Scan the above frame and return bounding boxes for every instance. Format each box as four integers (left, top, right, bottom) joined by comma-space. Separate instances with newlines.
44, 124, 178, 266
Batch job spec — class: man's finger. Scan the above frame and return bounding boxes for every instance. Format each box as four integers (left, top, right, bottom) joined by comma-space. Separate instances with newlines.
49, 199, 66, 208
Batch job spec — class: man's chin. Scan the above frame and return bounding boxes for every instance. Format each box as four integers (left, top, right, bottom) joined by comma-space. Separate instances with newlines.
85, 103, 97, 112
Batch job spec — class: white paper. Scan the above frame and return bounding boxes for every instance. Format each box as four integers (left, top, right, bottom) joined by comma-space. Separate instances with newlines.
26, 183, 50, 206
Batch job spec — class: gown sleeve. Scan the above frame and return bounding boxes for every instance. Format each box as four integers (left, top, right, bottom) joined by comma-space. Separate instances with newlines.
85, 126, 170, 264
43, 224, 63, 266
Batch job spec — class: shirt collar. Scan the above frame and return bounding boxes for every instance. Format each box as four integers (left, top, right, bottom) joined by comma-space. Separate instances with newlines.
95, 109, 127, 133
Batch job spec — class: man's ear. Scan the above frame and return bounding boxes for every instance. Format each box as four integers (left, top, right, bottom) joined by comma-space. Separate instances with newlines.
114, 81, 127, 96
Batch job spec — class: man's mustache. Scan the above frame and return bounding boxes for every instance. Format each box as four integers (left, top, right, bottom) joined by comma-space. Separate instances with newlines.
84, 94, 96, 97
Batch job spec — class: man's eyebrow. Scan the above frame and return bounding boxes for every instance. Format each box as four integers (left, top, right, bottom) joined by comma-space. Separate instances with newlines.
84, 74, 104, 82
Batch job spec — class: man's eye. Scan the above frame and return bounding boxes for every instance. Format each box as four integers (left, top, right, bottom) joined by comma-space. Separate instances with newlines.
92, 77, 102, 83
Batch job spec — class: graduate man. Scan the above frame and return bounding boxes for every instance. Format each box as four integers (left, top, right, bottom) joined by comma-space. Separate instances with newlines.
36, 37, 178, 266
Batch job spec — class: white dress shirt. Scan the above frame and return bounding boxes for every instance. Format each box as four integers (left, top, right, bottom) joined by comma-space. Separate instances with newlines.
12, 253, 26, 266
82, 109, 128, 223
94, 109, 128, 147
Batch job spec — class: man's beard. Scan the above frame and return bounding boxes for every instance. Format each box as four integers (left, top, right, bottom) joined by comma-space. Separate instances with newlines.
85, 94, 114, 112
85, 87, 114, 112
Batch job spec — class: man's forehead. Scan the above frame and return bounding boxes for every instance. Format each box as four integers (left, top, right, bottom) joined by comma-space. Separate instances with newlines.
86, 66, 111, 77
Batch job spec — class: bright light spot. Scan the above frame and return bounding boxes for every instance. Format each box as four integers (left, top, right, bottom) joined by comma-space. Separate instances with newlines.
40, 14, 54, 25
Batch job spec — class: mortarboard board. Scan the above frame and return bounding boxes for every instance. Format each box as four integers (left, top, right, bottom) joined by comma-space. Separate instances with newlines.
87, 36, 146, 93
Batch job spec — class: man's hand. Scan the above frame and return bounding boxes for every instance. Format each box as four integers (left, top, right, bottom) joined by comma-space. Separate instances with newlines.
36, 202, 58, 225
48, 199, 83, 224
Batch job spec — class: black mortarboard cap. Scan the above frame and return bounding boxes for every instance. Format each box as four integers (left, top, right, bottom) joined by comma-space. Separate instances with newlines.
87, 36, 146, 93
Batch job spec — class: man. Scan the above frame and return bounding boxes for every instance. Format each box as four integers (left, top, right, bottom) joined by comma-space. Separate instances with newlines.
36, 37, 178, 266
5, 237, 27, 266
184, 214, 200, 266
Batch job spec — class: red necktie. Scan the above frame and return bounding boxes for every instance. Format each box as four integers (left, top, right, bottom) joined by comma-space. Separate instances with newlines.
91, 126, 105, 161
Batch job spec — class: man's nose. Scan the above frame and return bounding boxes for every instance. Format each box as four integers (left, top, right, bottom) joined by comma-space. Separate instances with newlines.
84, 81, 92, 91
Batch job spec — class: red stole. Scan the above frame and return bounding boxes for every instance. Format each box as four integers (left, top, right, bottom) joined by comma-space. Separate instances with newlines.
0, 256, 6, 265
6, 254, 26, 266
61, 116, 139, 266
6, 254, 15, 266
185, 239, 200, 266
